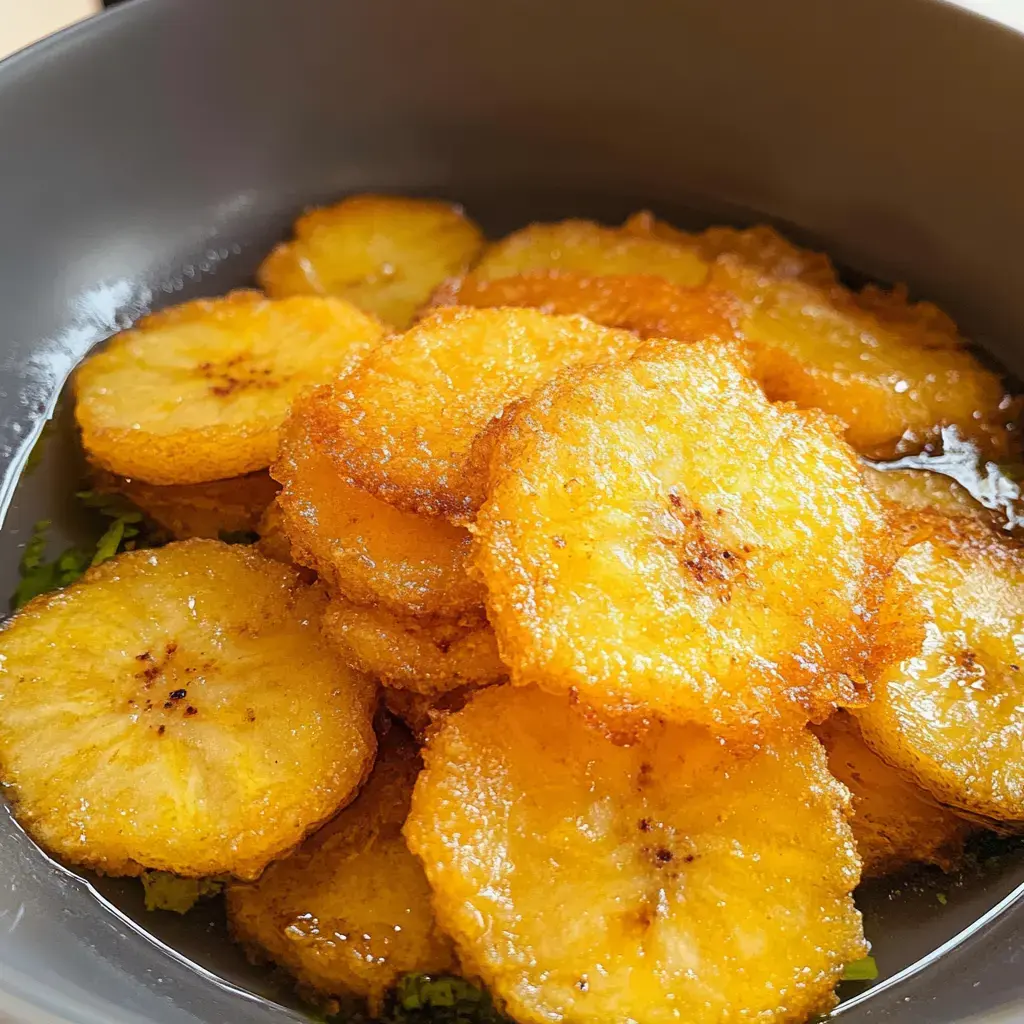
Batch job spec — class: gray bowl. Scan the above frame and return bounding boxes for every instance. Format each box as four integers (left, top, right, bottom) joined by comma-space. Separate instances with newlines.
1, 0, 1023, 1021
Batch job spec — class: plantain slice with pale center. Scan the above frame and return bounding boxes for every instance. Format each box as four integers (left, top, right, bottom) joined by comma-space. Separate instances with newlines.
0, 540, 378, 880
258, 194, 484, 329
75, 290, 386, 486
474, 338, 895, 736
406, 685, 866, 1024
855, 517, 1024, 830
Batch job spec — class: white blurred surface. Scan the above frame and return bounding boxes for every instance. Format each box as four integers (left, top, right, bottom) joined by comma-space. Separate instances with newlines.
955, 0, 1024, 30
0, 0, 99, 60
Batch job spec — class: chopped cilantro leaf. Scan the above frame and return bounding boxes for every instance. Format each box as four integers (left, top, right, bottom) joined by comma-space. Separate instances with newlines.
842, 956, 879, 982
9, 492, 162, 611
10, 521, 92, 610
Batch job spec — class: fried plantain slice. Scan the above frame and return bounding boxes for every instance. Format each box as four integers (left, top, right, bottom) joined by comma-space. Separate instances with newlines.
467, 219, 708, 287
624, 212, 839, 289
228, 725, 455, 1013
475, 338, 894, 735
94, 470, 280, 541
854, 517, 1024, 830
258, 195, 484, 328
406, 686, 866, 1024
628, 215, 1020, 458
299, 306, 643, 522
274, 405, 483, 618
75, 291, 386, 486
432, 272, 740, 343
0, 540, 378, 879
816, 712, 972, 877
322, 599, 505, 695
735, 276, 1020, 458
468, 215, 1018, 457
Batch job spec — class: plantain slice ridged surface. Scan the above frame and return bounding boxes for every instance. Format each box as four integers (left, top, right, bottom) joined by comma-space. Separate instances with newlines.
816, 712, 972, 878
274, 405, 483, 618
468, 215, 1018, 457
687, 222, 839, 288
75, 291, 386, 486
0, 540, 378, 879
257, 195, 484, 328
95, 470, 280, 541
854, 517, 1024, 830
322, 599, 506, 695
297, 306, 643, 522
228, 725, 455, 1013
467, 219, 708, 288
474, 338, 894, 736
432, 272, 740, 343
709, 259, 1018, 459
406, 686, 866, 1024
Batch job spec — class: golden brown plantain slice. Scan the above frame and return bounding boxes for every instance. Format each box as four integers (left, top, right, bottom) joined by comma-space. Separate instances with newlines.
467, 219, 708, 287
734, 276, 1020, 459
630, 214, 1020, 458
854, 517, 1024, 830
0, 540, 378, 879
257, 195, 484, 328
816, 712, 971, 877
475, 338, 894, 736
625, 212, 838, 288
298, 306, 643, 521
228, 725, 455, 1014
274, 406, 483, 618
406, 686, 866, 1024
322, 599, 505, 695
75, 291, 386, 486
94, 470, 280, 541
432, 272, 740, 342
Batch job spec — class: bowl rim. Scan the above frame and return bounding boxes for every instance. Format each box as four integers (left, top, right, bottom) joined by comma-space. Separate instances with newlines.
1, 1, 1023, 1022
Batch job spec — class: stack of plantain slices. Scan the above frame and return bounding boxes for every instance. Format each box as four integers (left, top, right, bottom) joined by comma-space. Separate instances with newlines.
2, 194, 1022, 1024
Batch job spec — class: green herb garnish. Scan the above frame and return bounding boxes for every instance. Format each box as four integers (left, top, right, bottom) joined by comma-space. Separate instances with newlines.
842, 956, 879, 982
11, 521, 92, 610
328, 975, 510, 1024
10, 492, 157, 611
